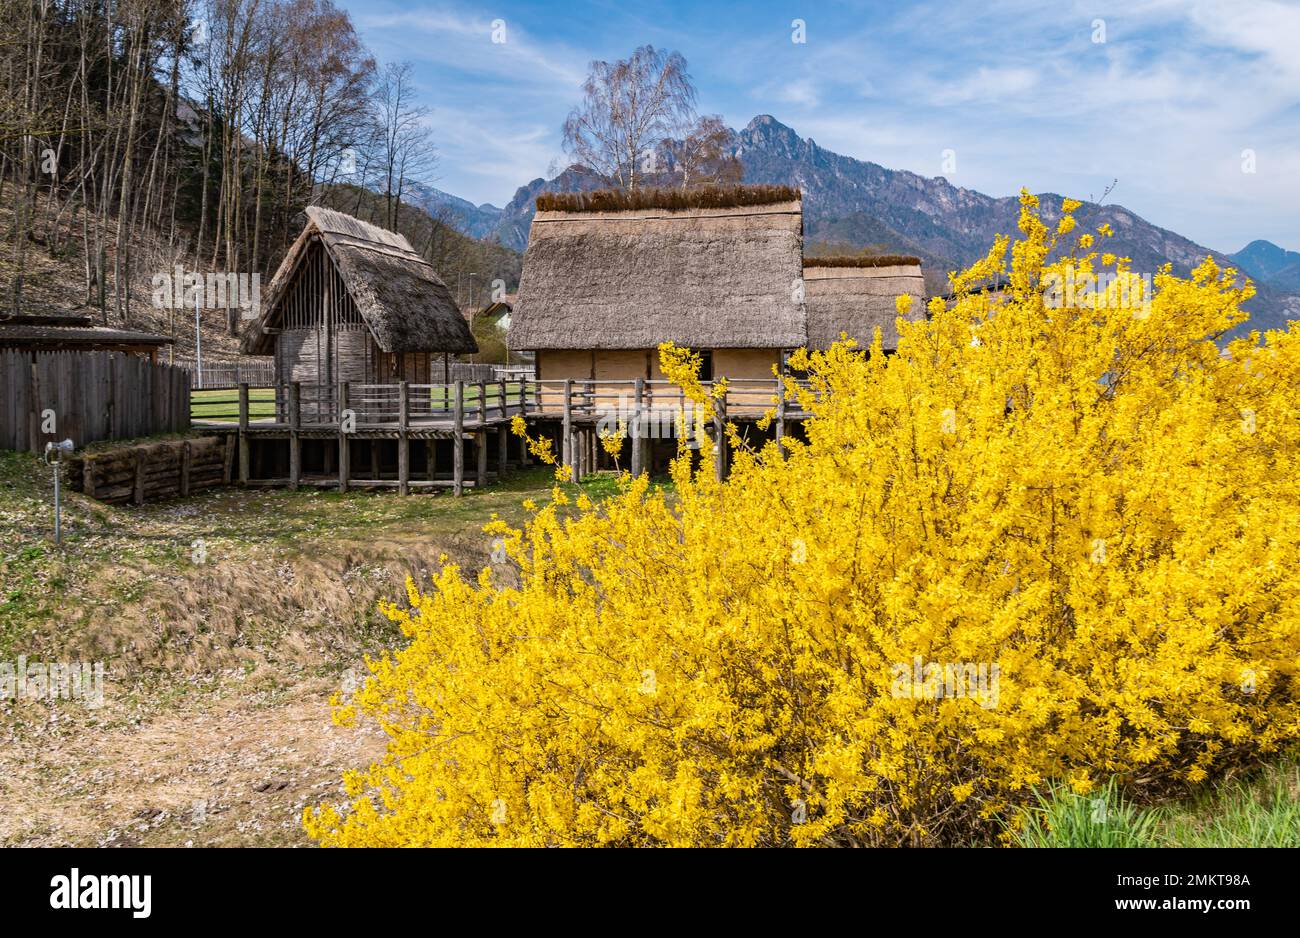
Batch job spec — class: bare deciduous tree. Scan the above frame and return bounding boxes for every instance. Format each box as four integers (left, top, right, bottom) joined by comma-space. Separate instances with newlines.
663, 115, 742, 190
562, 45, 695, 191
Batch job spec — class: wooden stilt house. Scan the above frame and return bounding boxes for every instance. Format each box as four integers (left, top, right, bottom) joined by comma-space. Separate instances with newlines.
242, 207, 477, 418
509, 185, 807, 392
802, 255, 927, 353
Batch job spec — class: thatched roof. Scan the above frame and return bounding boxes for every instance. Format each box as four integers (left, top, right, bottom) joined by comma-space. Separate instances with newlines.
0, 322, 173, 351
804, 254, 921, 269
803, 258, 926, 351
536, 184, 800, 214
242, 206, 476, 356
511, 186, 805, 351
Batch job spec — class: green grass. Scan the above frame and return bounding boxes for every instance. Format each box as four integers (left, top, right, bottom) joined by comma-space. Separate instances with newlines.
191, 387, 276, 422
1015, 757, 1300, 848
1015, 778, 1161, 848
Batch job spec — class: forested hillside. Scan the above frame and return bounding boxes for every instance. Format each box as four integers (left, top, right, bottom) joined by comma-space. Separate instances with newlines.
0, 0, 517, 355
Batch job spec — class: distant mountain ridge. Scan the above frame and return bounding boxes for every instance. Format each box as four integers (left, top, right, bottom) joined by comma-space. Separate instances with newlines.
404, 180, 503, 241
416, 115, 1298, 336
1230, 240, 1300, 294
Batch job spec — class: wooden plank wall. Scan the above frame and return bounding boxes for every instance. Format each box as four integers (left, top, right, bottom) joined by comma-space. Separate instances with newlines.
0, 349, 191, 453
66, 436, 229, 505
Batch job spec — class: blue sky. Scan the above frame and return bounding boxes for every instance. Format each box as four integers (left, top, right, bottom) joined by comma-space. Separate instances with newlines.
344, 0, 1299, 253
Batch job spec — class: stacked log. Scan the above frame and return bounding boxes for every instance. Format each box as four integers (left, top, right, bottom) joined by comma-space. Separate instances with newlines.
67, 437, 232, 505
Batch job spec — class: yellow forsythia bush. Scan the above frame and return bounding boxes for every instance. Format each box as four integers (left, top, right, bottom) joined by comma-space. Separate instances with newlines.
305, 193, 1300, 846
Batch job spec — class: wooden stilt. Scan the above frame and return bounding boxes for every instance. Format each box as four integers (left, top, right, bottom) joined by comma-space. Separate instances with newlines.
631, 377, 644, 476
288, 382, 301, 491
775, 374, 786, 458
497, 424, 508, 480
398, 380, 409, 495
453, 380, 465, 496
476, 430, 488, 488
338, 382, 350, 493
237, 383, 250, 485
562, 378, 573, 476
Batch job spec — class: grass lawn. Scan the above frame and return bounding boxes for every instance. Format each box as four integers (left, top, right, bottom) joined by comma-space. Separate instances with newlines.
191, 387, 277, 422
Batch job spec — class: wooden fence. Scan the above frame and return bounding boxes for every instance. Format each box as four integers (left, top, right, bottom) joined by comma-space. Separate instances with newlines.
174, 359, 276, 389
1, 350, 191, 454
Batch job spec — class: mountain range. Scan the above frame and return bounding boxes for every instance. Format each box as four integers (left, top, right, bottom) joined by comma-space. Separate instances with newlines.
407, 115, 1299, 336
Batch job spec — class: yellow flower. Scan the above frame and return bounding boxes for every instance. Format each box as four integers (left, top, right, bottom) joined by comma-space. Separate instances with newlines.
305, 192, 1299, 849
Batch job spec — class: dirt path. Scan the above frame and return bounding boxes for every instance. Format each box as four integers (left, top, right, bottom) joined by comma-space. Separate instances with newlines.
0, 674, 386, 847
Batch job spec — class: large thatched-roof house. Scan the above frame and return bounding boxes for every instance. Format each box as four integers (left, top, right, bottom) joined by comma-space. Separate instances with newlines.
242, 207, 477, 393
803, 255, 927, 352
510, 185, 805, 386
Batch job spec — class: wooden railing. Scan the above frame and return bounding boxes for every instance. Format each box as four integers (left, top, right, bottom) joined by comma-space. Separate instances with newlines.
187, 375, 818, 492
192, 376, 813, 431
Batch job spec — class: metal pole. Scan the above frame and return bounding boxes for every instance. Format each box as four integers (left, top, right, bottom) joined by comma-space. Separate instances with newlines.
53, 460, 61, 545
194, 290, 203, 390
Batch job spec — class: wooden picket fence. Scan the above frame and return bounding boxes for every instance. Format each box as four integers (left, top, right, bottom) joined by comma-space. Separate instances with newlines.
0, 350, 191, 454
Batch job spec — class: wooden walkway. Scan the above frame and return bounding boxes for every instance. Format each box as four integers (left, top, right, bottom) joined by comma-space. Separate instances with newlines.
198, 377, 810, 494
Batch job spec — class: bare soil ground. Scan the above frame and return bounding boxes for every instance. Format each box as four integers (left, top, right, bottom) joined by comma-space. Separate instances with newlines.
0, 452, 584, 846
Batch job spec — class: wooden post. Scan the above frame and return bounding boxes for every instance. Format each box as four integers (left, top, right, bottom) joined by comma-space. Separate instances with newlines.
498, 379, 508, 419
223, 434, 235, 484
237, 382, 250, 485
775, 374, 786, 458
133, 449, 147, 506
476, 431, 488, 488
631, 377, 644, 477
453, 380, 465, 496
561, 378, 573, 474
288, 382, 301, 491
27, 361, 39, 455
398, 380, 410, 495
180, 440, 193, 497
338, 382, 350, 493
476, 381, 487, 428
497, 423, 508, 481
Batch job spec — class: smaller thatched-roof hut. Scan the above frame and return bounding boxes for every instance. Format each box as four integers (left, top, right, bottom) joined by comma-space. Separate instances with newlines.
802, 255, 926, 352
242, 207, 476, 390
